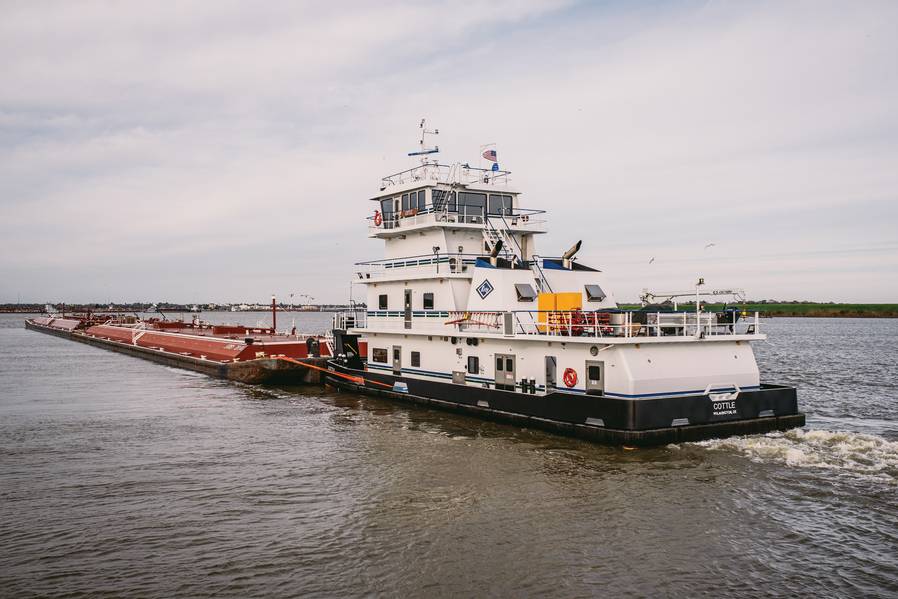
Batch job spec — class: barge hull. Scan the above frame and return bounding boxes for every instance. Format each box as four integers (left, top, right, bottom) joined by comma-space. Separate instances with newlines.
325, 361, 805, 446
25, 320, 324, 384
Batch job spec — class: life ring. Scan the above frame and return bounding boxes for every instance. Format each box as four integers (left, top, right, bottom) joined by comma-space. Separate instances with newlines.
373, 210, 383, 226
563, 367, 578, 388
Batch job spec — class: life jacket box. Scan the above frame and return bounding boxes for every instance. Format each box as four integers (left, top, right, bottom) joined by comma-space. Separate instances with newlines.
537, 292, 583, 333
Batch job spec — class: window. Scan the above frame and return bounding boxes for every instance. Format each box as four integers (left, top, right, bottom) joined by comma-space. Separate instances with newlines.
515, 283, 537, 302
401, 193, 410, 211
505, 358, 513, 371
380, 198, 395, 229
457, 192, 486, 223
411, 351, 421, 367
417, 190, 426, 211
435, 190, 458, 212
378, 294, 388, 309
372, 348, 388, 363
496, 356, 503, 371
585, 284, 606, 302
467, 356, 480, 374
488, 194, 513, 216
433, 189, 446, 210
423, 293, 434, 309
588, 365, 602, 381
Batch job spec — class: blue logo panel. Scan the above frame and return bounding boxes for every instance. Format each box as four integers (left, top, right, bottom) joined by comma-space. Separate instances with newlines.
477, 279, 494, 299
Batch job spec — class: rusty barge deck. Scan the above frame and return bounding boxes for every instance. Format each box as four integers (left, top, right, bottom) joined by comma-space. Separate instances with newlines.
25, 317, 330, 384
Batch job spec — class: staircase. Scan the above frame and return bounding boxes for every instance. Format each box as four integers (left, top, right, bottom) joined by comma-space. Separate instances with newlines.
483, 214, 552, 292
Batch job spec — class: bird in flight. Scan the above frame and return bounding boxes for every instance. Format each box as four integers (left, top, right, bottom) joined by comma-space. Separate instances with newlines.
704, 243, 716, 250
648, 257, 655, 264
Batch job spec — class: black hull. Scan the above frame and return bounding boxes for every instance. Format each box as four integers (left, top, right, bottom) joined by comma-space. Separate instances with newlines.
325, 361, 805, 446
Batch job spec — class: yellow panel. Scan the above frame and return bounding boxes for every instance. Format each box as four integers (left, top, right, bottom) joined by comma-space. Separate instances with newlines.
537, 293, 556, 331
554, 292, 583, 312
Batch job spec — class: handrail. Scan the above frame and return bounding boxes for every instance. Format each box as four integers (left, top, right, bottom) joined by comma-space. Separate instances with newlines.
380, 162, 512, 187
433, 309, 762, 339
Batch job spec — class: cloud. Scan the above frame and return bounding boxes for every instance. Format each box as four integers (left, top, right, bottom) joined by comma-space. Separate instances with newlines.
0, 0, 896, 302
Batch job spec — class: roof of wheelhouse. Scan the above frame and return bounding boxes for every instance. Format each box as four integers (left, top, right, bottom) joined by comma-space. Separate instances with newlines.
369, 162, 520, 201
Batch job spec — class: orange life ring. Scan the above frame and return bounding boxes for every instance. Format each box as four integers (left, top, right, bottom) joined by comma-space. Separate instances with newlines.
563, 367, 578, 388
373, 210, 383, 226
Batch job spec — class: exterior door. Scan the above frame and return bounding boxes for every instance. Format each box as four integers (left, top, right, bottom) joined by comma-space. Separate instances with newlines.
545, 356, 557, 391
404, 289, 412, 330
585, 360, 604, 395
494, 353, 516, 391
392, 346, 402, 375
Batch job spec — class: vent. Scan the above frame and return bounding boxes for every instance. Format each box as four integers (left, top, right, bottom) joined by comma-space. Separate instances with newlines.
515, 283, 537, 302
585, 284, 606, 302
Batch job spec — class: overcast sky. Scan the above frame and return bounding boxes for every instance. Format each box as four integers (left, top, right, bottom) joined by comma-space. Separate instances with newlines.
1, 0, 896, 304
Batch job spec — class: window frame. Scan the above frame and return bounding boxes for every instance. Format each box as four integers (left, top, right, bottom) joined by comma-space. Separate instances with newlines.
378, 294, 388, 310
467, 355, 480, 375
372, 348, 388, 363
422, 292, 434, 310
411, 351, 421, 367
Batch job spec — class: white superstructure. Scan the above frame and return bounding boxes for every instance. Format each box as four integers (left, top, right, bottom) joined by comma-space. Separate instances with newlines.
344, 132, 764, 400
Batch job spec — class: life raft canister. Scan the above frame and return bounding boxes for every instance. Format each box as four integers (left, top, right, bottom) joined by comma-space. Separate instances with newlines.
563, 367, 578, 388
373, 210, 383, 226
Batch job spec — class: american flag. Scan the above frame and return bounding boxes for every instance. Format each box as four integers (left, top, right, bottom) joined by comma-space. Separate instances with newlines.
482, 149, 497, 162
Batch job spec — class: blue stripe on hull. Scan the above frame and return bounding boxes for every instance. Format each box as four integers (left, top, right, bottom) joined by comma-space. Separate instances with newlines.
366, 363, 759, 398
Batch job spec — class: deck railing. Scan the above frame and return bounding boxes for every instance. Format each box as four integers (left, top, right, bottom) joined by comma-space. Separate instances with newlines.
380, 162, 512, 187
356, 309, 762, 339
355, 253, 483, 279
367, 204, 546, 235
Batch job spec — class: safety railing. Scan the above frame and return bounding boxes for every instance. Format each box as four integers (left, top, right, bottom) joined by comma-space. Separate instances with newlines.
333, 310, 367, 331
367, 204, 546, 235
445, 310, 762, 339
355, 253, 483, 280
380, 162, 512, 187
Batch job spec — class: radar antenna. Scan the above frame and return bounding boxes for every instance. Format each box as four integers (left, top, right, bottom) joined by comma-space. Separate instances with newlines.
407, 118, 439, 164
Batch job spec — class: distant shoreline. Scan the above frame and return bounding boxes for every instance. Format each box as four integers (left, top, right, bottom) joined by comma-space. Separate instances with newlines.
618, 303, 898, 318
4, 303, 898, 318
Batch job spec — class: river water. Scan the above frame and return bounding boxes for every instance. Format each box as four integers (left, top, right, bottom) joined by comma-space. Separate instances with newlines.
1, 313, 896, 597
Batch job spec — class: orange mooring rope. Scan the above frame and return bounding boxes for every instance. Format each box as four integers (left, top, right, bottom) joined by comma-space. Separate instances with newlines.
275, 356, 394, 389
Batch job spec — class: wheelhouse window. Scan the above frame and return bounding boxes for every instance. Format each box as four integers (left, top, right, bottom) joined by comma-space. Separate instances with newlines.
467, 356, 479, 374
585, 284, 606, 302
515, 283, 537, 302
401, 193, 411, 212
411, 351, 421, 367
457, 192, 486, 223
372, 348, 388, 363
488, 194, 513, 216
380, 198, 395, 228
433, 189, 446, 210
378, 294, 388, 309
423, 293, 434, 309
417, 190, 426, 212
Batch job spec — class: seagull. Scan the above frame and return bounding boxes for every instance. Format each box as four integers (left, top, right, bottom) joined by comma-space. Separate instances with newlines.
704, 243, 716, 250
648, 257, 655, 264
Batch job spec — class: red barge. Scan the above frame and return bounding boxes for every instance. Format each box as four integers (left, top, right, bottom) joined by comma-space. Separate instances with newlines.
24, 307, 351, 384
